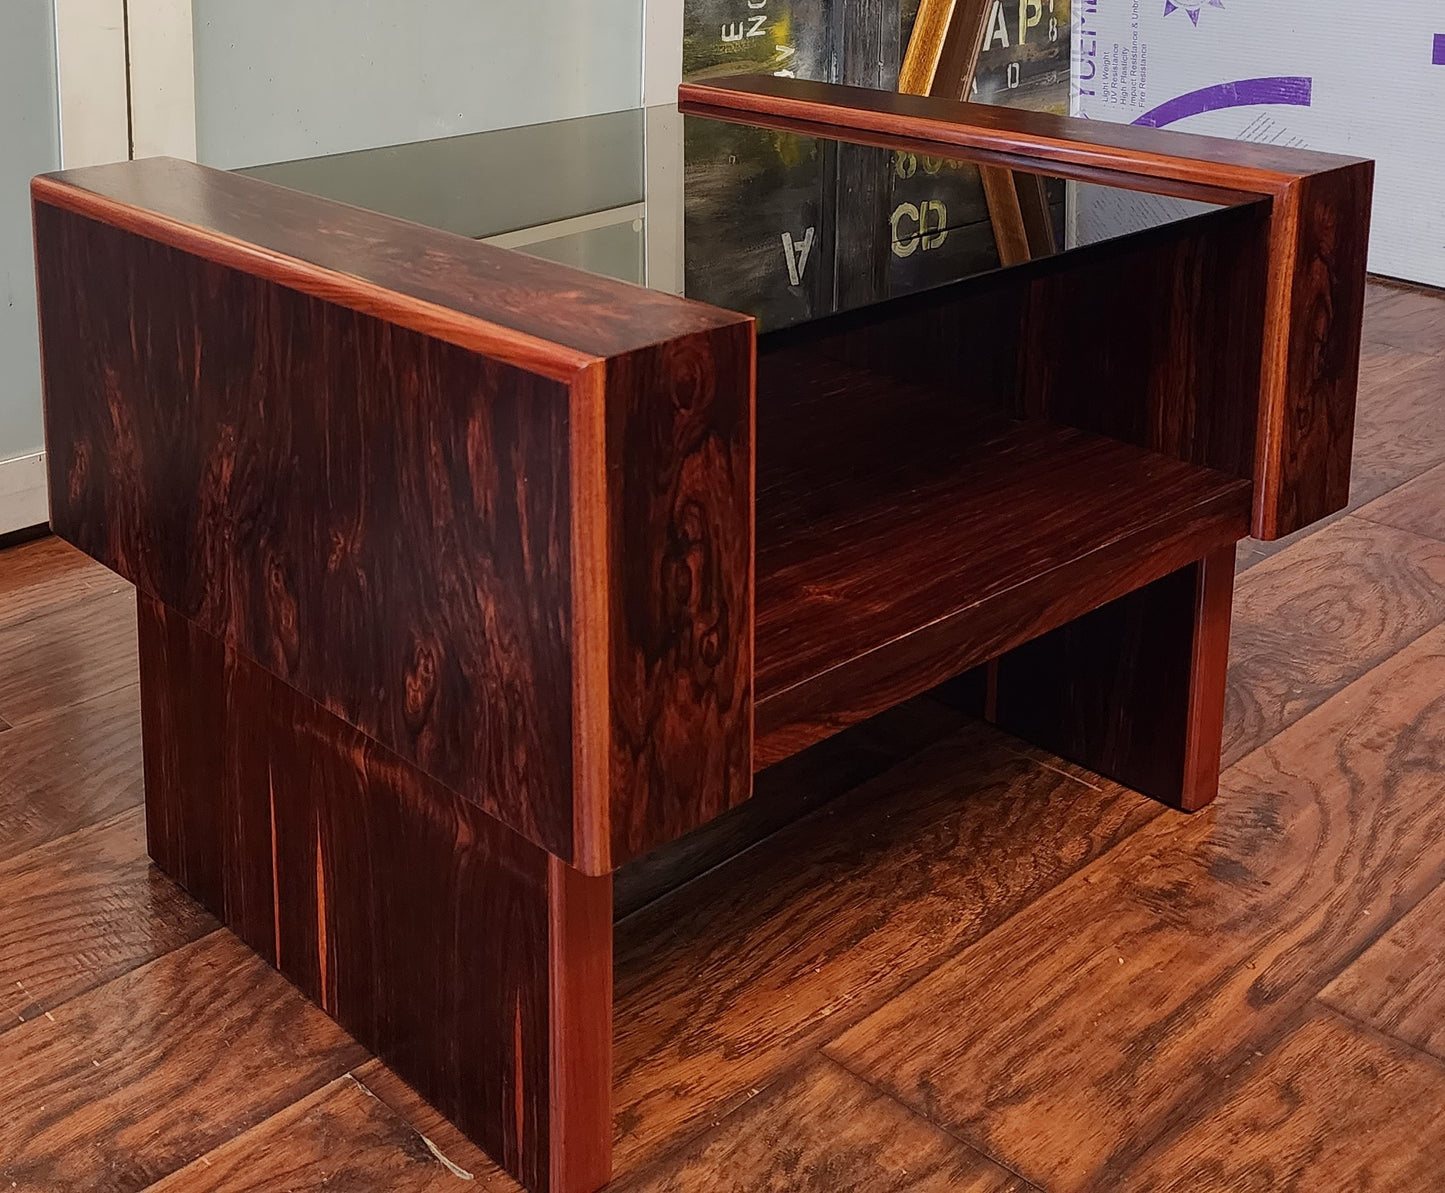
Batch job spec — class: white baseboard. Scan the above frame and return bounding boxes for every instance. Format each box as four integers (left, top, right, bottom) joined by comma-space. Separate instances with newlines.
0, 452, 50, 536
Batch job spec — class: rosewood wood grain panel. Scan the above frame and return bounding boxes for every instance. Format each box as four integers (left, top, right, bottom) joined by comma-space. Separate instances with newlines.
680, 77, 1361, 195
1236, 339, 1445, 573
38, 201, 579, 861
684, 75, 1373, 539
993, 545, 1234, 813
749, 351, 1250, 765
617, 1055, 1033, 1192
1255, 162, 1373, 536
137, 595, 611, 1193
0, 807, 213, 1031
774, 198, 1269, 483
826, 617, 1445, 1191
0, 931, 367, 1193
603, 331, 754, 865
1016, 201, 1270, 480
36, 180, 754, 874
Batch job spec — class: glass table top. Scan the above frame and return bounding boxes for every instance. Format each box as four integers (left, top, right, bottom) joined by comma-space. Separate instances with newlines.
240, 102, 1239, 333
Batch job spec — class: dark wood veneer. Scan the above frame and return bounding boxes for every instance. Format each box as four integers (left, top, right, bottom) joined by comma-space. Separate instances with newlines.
38, 201, 581, 861
34, 174, 754, 878
682, 75, 1374, 539
138, 594, 611, 1193
31, 159, 745, 376
30, 81, 1371, 1193
750, 361, 1251, 764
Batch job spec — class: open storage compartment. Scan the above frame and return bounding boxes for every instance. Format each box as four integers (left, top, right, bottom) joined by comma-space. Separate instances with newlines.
750, 199, 1272, 766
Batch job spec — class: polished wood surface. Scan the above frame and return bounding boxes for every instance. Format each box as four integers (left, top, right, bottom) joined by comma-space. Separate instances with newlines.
38, 200, 581, 861
599, 335, 754, 865
990, 544, 1235, 812
31, 160, 746, 377
680, 76, 1363, 191
682, 75, 1374, 539
34, 176, 753, 876
750, 354, 1250, 765
136, 594, 611, 1193
0, 279, 1436, 1191
25, 83, 1373, 1191
744, 195, 1268, 769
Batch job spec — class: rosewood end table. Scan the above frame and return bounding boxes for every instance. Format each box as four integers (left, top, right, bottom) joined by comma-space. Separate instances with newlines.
31, 78, 1372, 1193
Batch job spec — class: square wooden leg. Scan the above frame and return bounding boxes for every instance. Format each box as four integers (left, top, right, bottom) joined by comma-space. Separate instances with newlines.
990, 545, 1236, 812
136, 594, 613, 1193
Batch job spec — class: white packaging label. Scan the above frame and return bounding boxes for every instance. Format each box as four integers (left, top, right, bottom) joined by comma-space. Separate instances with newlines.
1072, 0, 1445, 286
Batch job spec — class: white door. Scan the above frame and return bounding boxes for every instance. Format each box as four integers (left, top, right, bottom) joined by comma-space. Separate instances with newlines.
59, 0, 679, 172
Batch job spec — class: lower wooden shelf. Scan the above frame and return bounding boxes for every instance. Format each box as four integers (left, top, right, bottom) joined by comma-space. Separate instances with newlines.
752, 357, 1253, 766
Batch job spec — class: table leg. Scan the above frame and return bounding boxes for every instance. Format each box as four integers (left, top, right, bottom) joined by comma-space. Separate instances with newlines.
136, 594, 613, 1193
990, 545, 1236, 812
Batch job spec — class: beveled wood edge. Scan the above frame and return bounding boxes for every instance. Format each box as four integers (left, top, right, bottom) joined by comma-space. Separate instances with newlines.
569, 363, 612, 875
1254, 183, 1306, 537
546, 855, 613, 1193
1179, 543, 1236, 811
32, 172, 600, 385
1251, 161, 1375, 538
33, 171, 768, 878
679, 76, 1367, 198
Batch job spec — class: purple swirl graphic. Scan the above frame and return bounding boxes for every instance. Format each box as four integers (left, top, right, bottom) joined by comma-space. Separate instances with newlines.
1131, 76, 1314, 128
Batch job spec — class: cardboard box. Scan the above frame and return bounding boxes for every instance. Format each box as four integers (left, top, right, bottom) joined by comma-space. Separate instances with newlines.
1072, 0, 1445, 287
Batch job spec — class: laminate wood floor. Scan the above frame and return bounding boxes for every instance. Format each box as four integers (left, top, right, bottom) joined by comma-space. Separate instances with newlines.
2, 279, 1443, 1191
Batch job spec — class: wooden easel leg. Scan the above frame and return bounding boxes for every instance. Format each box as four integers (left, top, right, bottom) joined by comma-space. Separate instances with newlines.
991, 546, 1236, 812
136, 594, 613, 1193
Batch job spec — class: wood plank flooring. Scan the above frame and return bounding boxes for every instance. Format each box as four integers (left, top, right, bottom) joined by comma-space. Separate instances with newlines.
1, 278, 1443, 1190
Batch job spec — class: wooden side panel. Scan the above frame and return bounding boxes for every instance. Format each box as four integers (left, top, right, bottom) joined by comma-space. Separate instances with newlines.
992, 545, 1235, 811
683, 76, 1374, 540
1256, 163, 1374, 537
777, 201, 1270, 481
604, 328, 755, 865
37, 202, 580, 862
32, 158, 747, 368
1019, 198, 1272, 479
136, 595, 612, 1193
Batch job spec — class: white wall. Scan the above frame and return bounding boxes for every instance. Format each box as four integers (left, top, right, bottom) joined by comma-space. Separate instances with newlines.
0, 0, 62, 533
192, 0, 646, 169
